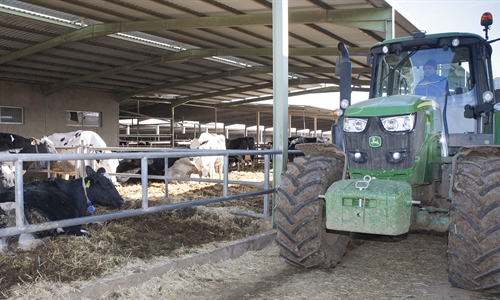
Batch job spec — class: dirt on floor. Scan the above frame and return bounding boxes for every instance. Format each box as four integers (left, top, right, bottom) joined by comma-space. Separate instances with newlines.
0, 167, 272, 299
3, 165, 500, 300
7, 232, 500, 300
89, 234, 500, 300
105, 232, 499, 300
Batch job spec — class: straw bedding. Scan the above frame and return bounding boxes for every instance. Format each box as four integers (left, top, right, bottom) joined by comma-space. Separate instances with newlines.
0, 168, 272, 299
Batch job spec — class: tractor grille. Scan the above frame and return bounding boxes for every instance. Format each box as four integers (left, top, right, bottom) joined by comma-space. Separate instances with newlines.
344, 112, 425, 171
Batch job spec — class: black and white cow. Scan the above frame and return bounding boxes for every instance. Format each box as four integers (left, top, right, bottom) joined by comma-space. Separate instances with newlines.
44, 130, 120, 183
0, 132, 57, 192
116, 157, 181, 184
0, 166, 124, 253
227, 136, 256, 169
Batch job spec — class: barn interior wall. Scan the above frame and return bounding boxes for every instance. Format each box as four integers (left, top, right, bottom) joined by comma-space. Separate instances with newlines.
0, 81, 119, 146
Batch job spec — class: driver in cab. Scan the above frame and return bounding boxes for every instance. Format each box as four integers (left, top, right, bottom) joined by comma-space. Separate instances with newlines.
414, 59, 449, 98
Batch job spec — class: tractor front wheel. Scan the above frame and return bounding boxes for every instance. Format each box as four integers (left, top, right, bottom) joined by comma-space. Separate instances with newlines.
448, 146, 500, 293
275, 155, 349, 268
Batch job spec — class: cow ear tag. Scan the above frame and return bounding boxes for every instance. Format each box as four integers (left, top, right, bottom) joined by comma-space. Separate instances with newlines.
31, 140, 36, 145
86, 180, 91, 188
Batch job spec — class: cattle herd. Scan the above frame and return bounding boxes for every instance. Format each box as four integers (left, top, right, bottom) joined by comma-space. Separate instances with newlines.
0, 130, 325, 254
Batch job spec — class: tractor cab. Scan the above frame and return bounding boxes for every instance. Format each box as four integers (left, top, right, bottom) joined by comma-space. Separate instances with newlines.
368, 31, 498, 155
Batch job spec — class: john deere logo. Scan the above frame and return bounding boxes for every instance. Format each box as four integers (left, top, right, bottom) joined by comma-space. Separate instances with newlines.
369, 136, 382, 147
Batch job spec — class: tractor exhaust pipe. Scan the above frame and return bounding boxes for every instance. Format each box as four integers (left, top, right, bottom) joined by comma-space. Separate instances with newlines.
332, 43, 352, 150
338, 42, 352, 108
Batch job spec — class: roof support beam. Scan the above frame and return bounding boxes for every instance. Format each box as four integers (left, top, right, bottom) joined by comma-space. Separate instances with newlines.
116, 65, 371, 102
117, 66, 274, 102
43, 49, 216, 96
0, 8, 390, 65
117, 64, 371, 102
46, 46, 369, 96
216, 85, 370, 108
169, 77, 333, 108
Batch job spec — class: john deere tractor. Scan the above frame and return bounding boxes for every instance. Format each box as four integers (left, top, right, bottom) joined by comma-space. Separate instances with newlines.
275, 13, 500, 292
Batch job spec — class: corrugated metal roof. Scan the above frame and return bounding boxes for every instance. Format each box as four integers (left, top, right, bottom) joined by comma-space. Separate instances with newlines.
0, 0, 419, 131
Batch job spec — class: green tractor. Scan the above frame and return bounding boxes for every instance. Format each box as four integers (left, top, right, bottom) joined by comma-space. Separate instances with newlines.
275, 12, 500, 292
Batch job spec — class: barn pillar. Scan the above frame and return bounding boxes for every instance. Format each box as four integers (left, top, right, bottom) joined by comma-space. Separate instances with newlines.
170, 107, 174, 147
214, 108, 218, 134
387, 8, 395, 39
256, 111, 261, 146
272, 0, 288, 205
313, 116, 318, 137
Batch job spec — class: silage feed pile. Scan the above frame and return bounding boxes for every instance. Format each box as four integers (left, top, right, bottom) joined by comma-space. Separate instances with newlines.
0, 168, 273, 299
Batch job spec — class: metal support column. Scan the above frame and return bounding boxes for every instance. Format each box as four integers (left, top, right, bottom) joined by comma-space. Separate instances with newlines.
314, 116, 318, 137
272, 0, 289, 217
171, 107, 175, 147
387, 8, 395, 39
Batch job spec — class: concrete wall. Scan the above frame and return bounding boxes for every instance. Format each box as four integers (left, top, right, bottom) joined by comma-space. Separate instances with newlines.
0, 81, 119, 146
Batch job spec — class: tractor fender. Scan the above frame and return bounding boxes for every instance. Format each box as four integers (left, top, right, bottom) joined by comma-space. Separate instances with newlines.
295, 143, 346, 161
295, 143, 347, 179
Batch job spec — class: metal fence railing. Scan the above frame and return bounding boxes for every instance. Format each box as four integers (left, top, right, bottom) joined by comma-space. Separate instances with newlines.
0, 148, 279, 238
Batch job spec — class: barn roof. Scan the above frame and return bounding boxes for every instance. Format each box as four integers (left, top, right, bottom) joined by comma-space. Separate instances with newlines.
0, 0, 419, 132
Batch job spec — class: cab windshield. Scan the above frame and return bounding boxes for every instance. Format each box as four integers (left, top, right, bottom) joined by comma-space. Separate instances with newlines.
372, 46, 476, 134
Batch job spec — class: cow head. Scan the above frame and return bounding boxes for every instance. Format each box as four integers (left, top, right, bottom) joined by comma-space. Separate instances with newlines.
84, 166, 124, 208
2, 133, 51, 151
189, 138, 201, 149
189, 138, 202, 162
36, 136, 58, 154
17, 136, 58, 154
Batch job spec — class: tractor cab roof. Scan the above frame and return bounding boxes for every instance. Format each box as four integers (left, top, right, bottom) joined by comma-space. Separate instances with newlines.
370, 32, 488, 55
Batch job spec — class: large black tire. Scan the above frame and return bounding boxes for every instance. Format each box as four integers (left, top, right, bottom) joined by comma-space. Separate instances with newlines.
275, 155, 349, 268
448, 147, 500, 293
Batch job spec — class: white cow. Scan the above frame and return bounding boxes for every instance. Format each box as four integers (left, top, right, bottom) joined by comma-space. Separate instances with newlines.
45, 130, 120, 183
189, 133, 226, 180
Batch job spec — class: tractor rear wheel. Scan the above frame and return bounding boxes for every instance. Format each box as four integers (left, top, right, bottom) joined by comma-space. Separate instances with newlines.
275, 155, 349, 268
448, 146, 500, 293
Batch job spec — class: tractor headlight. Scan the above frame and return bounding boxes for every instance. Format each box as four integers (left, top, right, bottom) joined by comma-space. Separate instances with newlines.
494, 103, 500, 112
380, 114, 415, 132
347, 148, 368, 163
340, 99, 350, 109
483, 91, 494, 103
386, 149, 409, 164
344, 117, 368, 133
